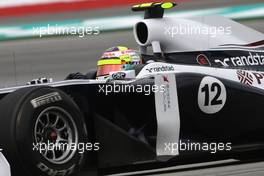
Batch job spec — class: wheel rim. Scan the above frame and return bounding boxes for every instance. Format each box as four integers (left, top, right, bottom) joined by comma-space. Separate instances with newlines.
34, 106, 78, 164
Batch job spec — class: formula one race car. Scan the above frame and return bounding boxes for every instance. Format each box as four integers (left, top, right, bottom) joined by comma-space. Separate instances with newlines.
1, 2, 264, 176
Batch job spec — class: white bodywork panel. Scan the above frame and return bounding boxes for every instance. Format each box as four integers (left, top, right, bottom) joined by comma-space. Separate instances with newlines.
134, 16, 264, 53
137, 62, 264, 90
0, 152, 11, 176
0, 79, 107, 94
155, 74, 180, 158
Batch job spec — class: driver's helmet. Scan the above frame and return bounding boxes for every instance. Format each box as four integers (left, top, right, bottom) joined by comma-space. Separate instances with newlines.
96, 46, 141, 79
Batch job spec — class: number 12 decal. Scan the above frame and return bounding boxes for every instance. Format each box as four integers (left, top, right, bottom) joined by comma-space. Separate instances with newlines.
201, 82, 222, 106
198, 76, 226, 114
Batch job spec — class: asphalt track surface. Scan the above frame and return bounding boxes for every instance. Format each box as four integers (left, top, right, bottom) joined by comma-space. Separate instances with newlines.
108, 159, 264, 176
0, 0, 264, 175
0, 31, 137, 86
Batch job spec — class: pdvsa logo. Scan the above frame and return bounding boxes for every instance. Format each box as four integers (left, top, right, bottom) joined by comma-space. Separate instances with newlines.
196, 54, 211, 66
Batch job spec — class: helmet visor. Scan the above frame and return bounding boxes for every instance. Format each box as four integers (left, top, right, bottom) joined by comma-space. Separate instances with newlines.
97, 64, 123, 77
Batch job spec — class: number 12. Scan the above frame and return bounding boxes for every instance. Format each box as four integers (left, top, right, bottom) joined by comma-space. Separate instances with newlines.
201, 83, 222, 106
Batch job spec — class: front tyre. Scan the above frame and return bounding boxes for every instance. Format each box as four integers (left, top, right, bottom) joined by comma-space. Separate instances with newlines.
0, 86, 88, 176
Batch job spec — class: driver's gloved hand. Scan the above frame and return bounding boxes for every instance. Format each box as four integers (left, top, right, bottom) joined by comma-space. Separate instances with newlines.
65, 72, 89, 80
26, 77, 53, 85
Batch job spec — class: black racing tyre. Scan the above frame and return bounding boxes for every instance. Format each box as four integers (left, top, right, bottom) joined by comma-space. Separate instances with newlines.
0, 86, 88, 176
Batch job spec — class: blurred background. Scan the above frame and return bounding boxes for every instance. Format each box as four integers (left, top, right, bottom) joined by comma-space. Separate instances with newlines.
0, 0, 263, 87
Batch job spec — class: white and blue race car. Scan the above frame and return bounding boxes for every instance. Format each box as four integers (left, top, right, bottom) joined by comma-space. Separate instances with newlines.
1, 2, 264, 176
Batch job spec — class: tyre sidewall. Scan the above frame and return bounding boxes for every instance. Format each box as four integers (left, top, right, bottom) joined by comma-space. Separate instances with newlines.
14, 87, 87, 176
